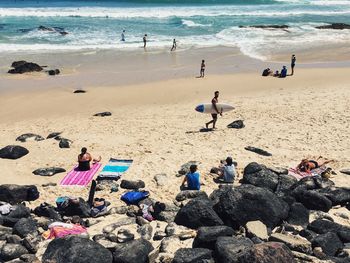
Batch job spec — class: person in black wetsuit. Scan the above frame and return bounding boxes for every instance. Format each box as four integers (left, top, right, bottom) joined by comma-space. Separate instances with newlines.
291, 54, 296, 76
77, 147, 101, 171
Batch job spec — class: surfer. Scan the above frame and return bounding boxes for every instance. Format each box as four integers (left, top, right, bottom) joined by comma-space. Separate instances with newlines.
121, 30, 125, 41
143, 34, 147, 48
200, 60, 205, 78
206, 91, 222, 129
171, 38, 176, 51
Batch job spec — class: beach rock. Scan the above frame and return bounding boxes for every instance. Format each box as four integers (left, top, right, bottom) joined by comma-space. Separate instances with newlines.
126, 205, 141, 217
59, 138, 72, 148
292, 189, 332, 212
93, 112, 112, 117
245, 221, 268, 240
340, 169, 350, 175
269, 233, 312, 254
193, 225, 234, 250
275, 174, 298, 195
308, 219, 350, 242
8, 62, 43, 74
112, 238, 153, 263
59, 198, 90, 218
299, 229, 318, 242
160, 236, 181, 254
209, 185, 233, 206
6, 235, 22, 244
117, 229, 134, 243
32, 167, 66, 176
215, 236, 254, 263
7, 205, 30, 219
172, 248, 213, 263
11, 61, 27, 68
175, 190, 208, 202
42, 236, 113, 263
227, 120, 245, 129
120, 180, 145, 189
287, 202, 309, 226
16, 134, 44, 142
22, 235, 40, 254
268, 166, 288, 175
178, 161, 200, 175
0, 185, 39, 204
103, 218, 135, 233
318, 187, 350, 206
0, 225, 12, 240
165, 222, 196, 239
73, 89, 86, 93
214, 185, 289, 228
138, 224, 153, 240
48, 69, 60, 76
154, 173, 168, 186
239, 24, 289, 29
174, 197, 223, 229
242, 162, 279, 191
12, 218, 37, 238
19, 254, 39, 262
312, 232, 343, 256
244, 146, 272, 156
46, 132, 61, 139
33, 203, 61, 221
316, 23, 350, 30
0, 243, 28, 261
249, 242, 296, 263
0, 145, 29, 160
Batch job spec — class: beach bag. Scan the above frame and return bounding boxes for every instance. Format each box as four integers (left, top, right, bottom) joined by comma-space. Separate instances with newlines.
121, 191, 149, 205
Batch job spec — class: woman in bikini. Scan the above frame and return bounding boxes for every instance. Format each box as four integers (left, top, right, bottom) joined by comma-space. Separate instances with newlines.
77, 147, 101, 171
297, 157, 333, 173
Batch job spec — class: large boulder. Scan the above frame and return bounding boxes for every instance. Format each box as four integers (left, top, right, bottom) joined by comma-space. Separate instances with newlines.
311, 232, 343, 256
120, 180, 145, 190
32, 167, 66, 176
8, 62, 43, 74
245, 221, 268, 241
173, 248, 213, 263
0, 243, 28, 261
316, 23, 350, 30
242, 162, 279, 191
178, 161, 200, 175
12, 218, 37, 238
174, 197, 223, 229
58, 198, 90, 218
214, 236, 254, 263
42, 236, 113, 263
15, 134, 44, 142
292, 189, 332, 212
308, 219, 350, 242
318, 187, 350, 206
275, 174, 298, 195
269, 233, 312, 254
248, 242, 296, 263
0, 145, 29, 160
214, 185, 289, 228
175, 190, 208, 202
193, 225, 234, 250
287, 202, 309, 227
7, 205, 31, 219
112, 238, 153, 263
0, 185, 39, 204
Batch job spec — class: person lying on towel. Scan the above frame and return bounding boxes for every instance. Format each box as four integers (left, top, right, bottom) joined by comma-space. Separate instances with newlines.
297, 157, 333, 173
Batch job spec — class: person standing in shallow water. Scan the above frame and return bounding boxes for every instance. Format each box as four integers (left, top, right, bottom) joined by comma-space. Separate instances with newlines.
206, 91, 222, 129
121, 30, 125, 42
171, 38, 176, 51
200, 59, 205, 78
143, 34, 147, 48
291, 54, 296, 75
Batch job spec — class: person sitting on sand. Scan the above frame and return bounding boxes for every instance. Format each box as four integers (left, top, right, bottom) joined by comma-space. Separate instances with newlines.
218, 157, 236, 183
274, 70, 279, 77
77, 147, 101, 171
262, 68, 273, 77
181, 164, 200, 190
297, 157, 333, 173
280, 66, 287, 78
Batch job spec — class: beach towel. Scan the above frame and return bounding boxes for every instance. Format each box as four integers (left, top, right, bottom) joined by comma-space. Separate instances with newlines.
288, 166, 328, 180
97, 158, 133, 181
42, 222, 87, 239
60, 162, 101, 186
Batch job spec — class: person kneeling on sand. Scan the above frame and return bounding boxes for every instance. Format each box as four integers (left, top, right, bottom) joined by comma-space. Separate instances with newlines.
218, 157, 236, 183
77, 147, 101, 171
181, 164, 201, 190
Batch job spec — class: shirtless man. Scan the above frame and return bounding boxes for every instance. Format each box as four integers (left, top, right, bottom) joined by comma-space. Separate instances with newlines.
206, 91, 222, 129
200, 60, 205, 78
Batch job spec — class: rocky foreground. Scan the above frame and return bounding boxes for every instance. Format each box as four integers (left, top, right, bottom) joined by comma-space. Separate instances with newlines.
1, 162, 350, 263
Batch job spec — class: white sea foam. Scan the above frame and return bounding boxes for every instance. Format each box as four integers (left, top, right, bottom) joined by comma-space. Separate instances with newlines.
181, 19, 211, 27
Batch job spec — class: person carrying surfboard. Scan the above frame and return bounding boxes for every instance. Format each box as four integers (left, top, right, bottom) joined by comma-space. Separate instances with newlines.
206, 91, 222, 129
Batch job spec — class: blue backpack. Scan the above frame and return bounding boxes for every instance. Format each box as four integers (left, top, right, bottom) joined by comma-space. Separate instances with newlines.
121, 191, 149, 205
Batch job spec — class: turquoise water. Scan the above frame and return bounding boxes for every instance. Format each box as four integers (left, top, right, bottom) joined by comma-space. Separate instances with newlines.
0, 0, 350, 59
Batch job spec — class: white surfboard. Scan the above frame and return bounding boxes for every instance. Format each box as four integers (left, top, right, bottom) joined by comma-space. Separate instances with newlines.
195, 103, 234, 114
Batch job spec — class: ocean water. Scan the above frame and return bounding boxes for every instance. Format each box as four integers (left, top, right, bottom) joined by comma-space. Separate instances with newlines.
0, 0, 350, 59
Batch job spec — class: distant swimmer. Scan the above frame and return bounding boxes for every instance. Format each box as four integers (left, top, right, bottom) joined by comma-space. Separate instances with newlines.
291, 54, 296, 75
121, 30, 125, 41
171, 38, 176, 51
143, 34, 147, 48
206, 91, 222, 129
200, 59, 205, 78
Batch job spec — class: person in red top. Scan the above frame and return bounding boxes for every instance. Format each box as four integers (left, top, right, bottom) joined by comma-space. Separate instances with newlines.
206, 91, 222, 129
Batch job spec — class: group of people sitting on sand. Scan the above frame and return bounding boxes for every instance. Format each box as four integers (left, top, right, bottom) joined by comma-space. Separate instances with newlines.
262, 54, 296, 78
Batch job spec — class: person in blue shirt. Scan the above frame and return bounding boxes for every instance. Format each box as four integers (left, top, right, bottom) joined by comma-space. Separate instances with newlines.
280, 66, 287, 78
181, 164, 200, 190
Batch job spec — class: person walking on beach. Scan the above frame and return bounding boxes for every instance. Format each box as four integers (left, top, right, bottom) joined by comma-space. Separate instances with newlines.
121, 30, 125, 41
200, 59, 205, 78
171, 38, 177, 51
143, 34, 147, 48
291, 54, 296, 75
206, 91, 222, 129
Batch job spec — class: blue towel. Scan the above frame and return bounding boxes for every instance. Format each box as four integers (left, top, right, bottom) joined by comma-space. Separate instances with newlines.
97, 158, 133, 181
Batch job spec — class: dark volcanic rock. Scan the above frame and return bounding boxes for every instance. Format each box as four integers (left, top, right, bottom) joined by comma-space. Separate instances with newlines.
193, 225, 234, 250
74, 89, 86, 93
46, 132, 62, 139
120, 180, 145, 189
275, 174, 298, 195
178, 161, 200, 175
8, 62, 43, 74
93, 112, 112, 117
0, 185, 39, 204
244, 146, 272, 156
112, 238, 153, 263
174, 197, 223, 229
175, 190, 208, 202
0, 226, 12, 240
287, 202, 309, 227
242, 162, 279, 191
16, 134, 44, 142
227, 120, 245, 129
316, 23, 350, 30
12, 218, 37, 238
215, 236, 254, 263
7, 205, 30, 219
0, 243, 28, 261
58, 198, 90, 218
292, 189, 332, 212
250, 242, 296, 263
0, 145, 29, 160
33, 203, 62, 221
11, 61, 27, 68
308, 219, 350, 242
214, 185, 289, 228
173, 248, 213, 263
48, 69, 60, 76
59, 138, 72, 148
42, 236, 113, 263
318, 187, 350, 206
32, 167, 66, 176
312, 232, 343, 256
340, 169, 350, 175
239, 24, 289, 29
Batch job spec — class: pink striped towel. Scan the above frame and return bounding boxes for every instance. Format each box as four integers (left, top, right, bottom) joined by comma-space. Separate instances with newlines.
60, 162, 101, 186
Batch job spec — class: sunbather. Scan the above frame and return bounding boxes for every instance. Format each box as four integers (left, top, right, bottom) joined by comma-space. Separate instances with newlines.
77, 147, 101, 171
297, 157, 333, 173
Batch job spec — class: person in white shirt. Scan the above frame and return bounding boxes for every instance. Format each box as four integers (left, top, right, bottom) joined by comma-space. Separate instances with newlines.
219, 157, 236, 183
